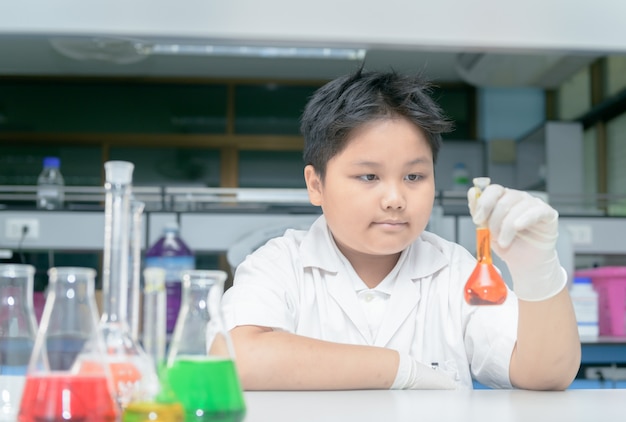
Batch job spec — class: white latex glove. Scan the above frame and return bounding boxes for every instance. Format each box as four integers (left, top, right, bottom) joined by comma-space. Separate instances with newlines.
467, 184, 567, 302
391, 353, 457, 390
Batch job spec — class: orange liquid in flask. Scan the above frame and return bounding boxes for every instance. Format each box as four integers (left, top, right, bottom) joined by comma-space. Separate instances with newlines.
464, 227, 508, 305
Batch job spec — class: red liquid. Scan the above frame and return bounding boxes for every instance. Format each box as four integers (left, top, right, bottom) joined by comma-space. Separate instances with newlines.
464, 263, 508, 305
464, 227, 508, 306
18, 374, 119, 422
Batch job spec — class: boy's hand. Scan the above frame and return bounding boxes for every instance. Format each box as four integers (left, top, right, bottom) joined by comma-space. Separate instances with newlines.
391, 354, 457, 390
467, 184, 567, 301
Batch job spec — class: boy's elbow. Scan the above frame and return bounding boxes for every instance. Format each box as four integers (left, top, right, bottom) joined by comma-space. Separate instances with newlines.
511, 345, 581, 391
229, 325, 274, 390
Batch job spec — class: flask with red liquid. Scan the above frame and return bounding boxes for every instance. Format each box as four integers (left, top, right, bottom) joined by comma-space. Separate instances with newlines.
18, 267, 119, 422
464, 177, 508, 306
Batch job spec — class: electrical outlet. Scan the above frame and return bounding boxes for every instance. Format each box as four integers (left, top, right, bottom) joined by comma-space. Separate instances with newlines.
5, 218, 40, 240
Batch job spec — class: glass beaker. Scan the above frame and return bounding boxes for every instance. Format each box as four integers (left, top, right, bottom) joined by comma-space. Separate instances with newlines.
100, 161, 157, 409
166, 270, 246, 422
464, 177, 508, 305
18, 267, 119, 422
0, 264, 38, 421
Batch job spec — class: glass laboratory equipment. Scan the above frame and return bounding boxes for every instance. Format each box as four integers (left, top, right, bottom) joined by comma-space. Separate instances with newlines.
166, 270, 246, 422
18, 267, 119, 422
100, 161, 157, 409
464, 177, 508, 305
128, 199, 145, 342
123, 267, 184, 422
0, 264, 38, 421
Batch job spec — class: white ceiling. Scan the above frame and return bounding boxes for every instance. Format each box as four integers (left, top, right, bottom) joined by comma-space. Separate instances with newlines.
0, 34, 601, 87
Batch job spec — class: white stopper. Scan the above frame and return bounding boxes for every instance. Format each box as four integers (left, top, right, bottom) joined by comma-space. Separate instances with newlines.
104, 161, 134, 185
472, 177, 491, 192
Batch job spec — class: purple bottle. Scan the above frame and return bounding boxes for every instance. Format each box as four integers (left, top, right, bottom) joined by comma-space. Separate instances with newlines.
144, 222, 195, 334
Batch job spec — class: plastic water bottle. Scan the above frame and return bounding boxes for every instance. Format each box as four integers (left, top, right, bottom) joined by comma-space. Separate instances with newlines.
452, 162, 470, 191
144, 223, 195, 334
36, 156, 65, 210
570, 276, 599, 338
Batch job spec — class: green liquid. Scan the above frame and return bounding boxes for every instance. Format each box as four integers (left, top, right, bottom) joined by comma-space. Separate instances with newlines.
167, 356, 245, 422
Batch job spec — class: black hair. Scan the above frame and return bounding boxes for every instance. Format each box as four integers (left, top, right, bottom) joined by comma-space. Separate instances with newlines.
300, 68, 453, 179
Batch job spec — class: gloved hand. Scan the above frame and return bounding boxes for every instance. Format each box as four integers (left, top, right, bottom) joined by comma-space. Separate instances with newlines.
467, 184, 567, 302
391, 353, 456, 390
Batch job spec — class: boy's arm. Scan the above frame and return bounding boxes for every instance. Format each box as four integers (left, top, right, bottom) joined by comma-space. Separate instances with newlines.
230, 325, 457, 390
230, 325, 398, 390
468, 184, 581, 390
510, 288, 580, 390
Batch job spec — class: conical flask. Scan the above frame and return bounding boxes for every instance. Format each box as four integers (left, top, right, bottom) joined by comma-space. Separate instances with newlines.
18, 267, 119, 422
0, 264, 38, 421
99, 160, 157, 408
166, 270, 246, 422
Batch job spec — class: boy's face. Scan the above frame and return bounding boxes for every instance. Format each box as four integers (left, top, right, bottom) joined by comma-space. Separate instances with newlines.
305, 117, 435, 260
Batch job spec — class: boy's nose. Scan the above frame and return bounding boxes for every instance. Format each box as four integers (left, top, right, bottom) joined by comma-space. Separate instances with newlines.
381, 184, 406, 210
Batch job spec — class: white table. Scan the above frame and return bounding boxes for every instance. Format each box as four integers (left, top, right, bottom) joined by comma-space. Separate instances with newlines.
243, 389, 626, 422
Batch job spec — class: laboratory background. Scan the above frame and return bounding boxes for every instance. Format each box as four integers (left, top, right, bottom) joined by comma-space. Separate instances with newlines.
1, 0, 626, 399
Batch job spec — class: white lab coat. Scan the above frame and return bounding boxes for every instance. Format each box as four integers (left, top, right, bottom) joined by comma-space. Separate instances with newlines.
222, 215, 518, 389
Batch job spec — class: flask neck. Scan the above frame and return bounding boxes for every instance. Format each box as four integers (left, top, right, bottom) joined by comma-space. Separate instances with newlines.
0, 266, 37, 337
475, 227, 494, 264
0, 280, 33, 307
168, 278, 223, 361
45, 268, 99, 336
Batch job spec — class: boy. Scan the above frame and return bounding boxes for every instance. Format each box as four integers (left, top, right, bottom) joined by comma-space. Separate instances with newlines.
221, 69, 581, 390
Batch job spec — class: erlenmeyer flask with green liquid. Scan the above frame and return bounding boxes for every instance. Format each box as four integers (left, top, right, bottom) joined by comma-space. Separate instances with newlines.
166, 270, 246, 422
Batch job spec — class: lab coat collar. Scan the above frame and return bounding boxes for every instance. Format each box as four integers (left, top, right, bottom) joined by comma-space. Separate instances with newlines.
299, 215, 341, 271
300, 215, 450, 345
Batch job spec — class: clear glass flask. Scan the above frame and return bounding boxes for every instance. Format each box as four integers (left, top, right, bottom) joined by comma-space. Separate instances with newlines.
0, 264, 38, 421
99, 161, 157, 408
166, 270, 246, 422
123, 267, 184, 422
464, 177, 508, 305
18, 267, 119, 422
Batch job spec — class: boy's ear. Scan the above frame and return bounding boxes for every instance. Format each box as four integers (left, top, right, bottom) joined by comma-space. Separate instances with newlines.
304, 165, 323, 206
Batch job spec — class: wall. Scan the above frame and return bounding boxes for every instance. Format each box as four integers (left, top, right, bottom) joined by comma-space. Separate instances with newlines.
477, 87, 546, 187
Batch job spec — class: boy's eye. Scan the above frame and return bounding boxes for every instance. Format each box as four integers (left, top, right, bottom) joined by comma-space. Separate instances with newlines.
406, 174, 421, 181
359, 174, 377, 181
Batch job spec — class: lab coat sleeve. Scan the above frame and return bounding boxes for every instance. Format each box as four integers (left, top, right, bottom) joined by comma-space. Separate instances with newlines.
222, 237, 299, 333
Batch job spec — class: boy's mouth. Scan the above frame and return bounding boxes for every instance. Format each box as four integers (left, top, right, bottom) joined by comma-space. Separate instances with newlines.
373, 220, 407, 229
